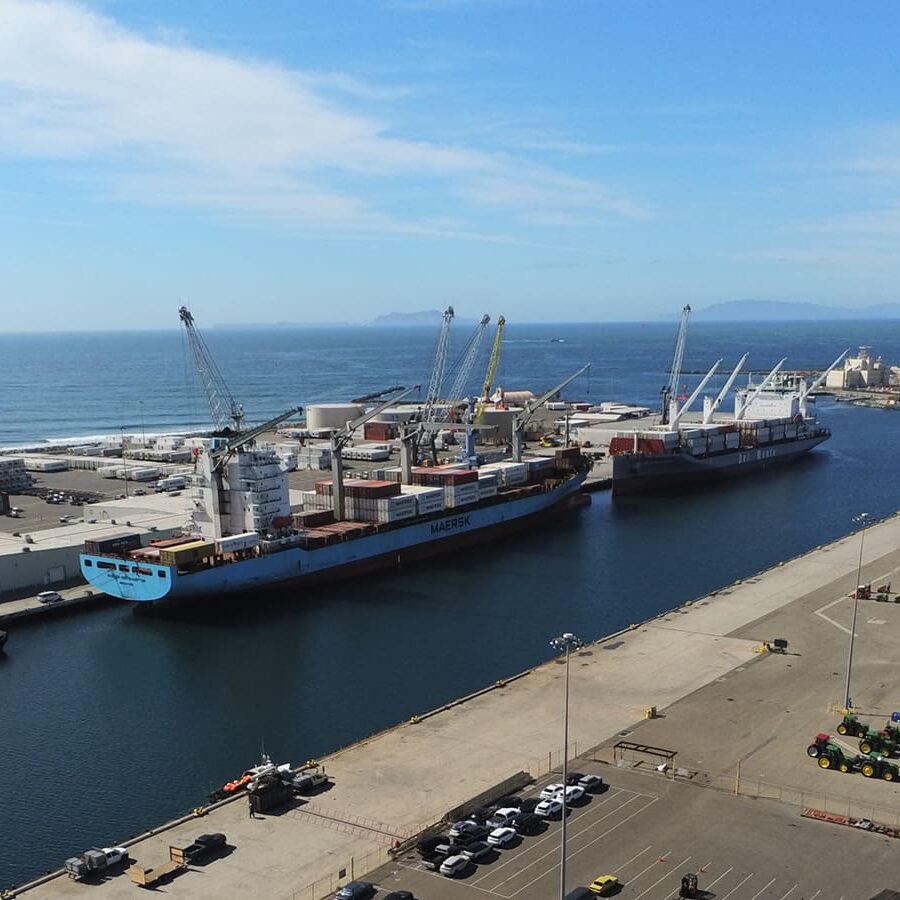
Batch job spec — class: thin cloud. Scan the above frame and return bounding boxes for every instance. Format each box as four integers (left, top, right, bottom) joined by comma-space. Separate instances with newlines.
0, 0, 645, 235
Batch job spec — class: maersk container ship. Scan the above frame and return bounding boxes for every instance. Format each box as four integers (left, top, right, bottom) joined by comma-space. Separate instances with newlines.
80, 445, 589, 604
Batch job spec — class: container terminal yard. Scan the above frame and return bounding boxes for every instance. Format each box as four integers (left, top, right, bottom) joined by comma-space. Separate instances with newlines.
6, 508, 900, 898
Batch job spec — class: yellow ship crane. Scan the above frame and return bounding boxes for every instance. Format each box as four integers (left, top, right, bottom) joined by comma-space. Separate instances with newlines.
474, 315, 505, 425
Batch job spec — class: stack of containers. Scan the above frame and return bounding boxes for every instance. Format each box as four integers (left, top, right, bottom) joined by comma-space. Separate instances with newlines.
399, 484, 445, 515
477, 472, 499, 498
521, 456, 555, 477
312, 479, 415, 523
411, 466, 479, 509
479, 461, 528, 487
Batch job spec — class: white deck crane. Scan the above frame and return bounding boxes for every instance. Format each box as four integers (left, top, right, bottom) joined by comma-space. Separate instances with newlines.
475, 316, 506, 426
797, 349, 849, 417
702, 353, 749, 424
330, 385, 420, 520
669, 359, 722, 429
661, 304, 691, 426
511, 364, 591, 461
178, 306, 245, 433
735, 358, 788, 420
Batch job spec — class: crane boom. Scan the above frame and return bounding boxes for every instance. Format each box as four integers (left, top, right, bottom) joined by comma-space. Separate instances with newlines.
735, 358, 787, 420
423, 307, 455, 423
443, 314, 490, 418
669, 359, 722, 428
210, 407, 302, 471
702, 353, 749, 424
330, 385, 420, 520
179, 306, 245, 433
800, 349, 849, 401
511, 364, 591, 461
475, 316, 505, 424
661, 305, 691, 425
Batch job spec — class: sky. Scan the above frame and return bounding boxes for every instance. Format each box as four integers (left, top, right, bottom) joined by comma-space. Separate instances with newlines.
2, 0, 900, 331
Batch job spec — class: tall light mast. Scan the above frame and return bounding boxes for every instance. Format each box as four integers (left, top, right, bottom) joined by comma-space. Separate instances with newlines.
178, 306, 245, 433
661, 304, 691, 426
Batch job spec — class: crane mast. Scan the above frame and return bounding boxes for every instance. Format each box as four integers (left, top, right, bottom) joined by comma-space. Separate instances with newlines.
443, 314, 490, 419
179, 306, 245, 433
475, 316, 505, 425
661, 305, 691, 426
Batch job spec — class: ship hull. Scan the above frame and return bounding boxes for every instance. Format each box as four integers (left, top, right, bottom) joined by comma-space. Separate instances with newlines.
612, 434, 828, 496
80, 473, 588, 603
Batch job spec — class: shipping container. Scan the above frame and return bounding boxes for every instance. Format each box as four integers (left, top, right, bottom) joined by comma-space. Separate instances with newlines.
158, 540, 216, 567
216, 532, 260, 554
83, 532, 142, 555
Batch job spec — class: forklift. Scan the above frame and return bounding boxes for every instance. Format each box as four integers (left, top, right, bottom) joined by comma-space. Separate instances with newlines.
679, 873, 699, 898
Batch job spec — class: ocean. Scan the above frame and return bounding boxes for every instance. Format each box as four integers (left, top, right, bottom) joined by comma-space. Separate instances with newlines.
1, 320, 899, 887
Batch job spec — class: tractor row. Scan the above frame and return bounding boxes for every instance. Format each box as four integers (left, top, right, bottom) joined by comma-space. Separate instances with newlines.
807, 733, 899, 781
835, 714, 900, 757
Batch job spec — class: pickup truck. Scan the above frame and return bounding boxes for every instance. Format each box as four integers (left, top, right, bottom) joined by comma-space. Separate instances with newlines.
292, 771, 330, 794
175, 833, 227, 864
65, 846, 128, 879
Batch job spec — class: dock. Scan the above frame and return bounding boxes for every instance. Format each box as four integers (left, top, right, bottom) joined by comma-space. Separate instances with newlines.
13, 509, 900, 898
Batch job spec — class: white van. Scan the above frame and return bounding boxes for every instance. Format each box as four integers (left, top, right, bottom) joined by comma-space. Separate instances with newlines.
37, 590, 62, 604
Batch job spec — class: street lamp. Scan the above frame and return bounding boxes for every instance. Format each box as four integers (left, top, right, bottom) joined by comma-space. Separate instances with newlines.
843, 512, 871, 710
550, 631, 583, 900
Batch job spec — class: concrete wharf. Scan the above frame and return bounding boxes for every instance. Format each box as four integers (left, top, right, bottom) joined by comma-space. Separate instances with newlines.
13, 509, 900, 898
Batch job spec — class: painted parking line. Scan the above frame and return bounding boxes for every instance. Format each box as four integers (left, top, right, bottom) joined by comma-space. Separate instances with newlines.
703, 866, 733, 891
506, 796, 660, 897
746, 877, 777, 900
623, 850, 673, 887
807, 891, 821, 900
814, 567, 896, 635
777, 884, 798, 900
719, 872, 754, 899
611, 844, 653, 873
477, 791, 646, 888
631, 855, 691, 900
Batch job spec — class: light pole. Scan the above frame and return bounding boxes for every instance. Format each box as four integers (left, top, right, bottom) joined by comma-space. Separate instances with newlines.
139, 400, 146, 447
843, 512, 871, 710
550, 631, 583, 900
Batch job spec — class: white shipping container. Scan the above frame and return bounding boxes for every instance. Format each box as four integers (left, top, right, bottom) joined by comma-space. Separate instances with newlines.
216, 532, 260, 553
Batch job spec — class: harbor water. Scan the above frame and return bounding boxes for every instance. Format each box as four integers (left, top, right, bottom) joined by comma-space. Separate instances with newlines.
1, 320, 900, 887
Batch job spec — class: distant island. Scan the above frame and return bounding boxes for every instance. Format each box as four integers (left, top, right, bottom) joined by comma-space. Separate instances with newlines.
685, 299, 900, 321
367, 310, 479, 327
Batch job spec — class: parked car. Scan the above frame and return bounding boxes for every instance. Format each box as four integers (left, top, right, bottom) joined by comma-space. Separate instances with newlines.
37, 591, 62, 604
416, 835, 449, 857
495, 795, 522, 809
420, 854, 442, 871
292, 771, 330, 794
519, 797, 541, 813
467, 805, 496, 824
134, 489, 147, 496
512, 812, 543, 835
439, 855, 469, 877
588, 874, 620, 896
535, 798, 563, 818
577, 774, 605, 793
486, 807, 520, 829
449, 821, 488, 842
335, 882, 375, 900
459, 841, 491, 862
566, 772, 585, 785
554, 785, 586, 804
565, 888, 597, 900
487, 826, 517, 848
540, 783, 565, 800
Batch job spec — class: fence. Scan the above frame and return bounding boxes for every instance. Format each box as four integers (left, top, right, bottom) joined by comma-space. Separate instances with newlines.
280, 846, 391, 900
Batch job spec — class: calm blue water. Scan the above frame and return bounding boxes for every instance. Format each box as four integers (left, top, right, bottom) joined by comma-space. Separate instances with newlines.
1, 321, 899, 887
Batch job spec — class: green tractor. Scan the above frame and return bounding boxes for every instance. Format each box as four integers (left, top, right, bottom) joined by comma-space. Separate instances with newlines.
807, 733, 859, 772
858, 729, 898, 757
883, 723, 900, 744
836, 713, 869, 737
860, 755, 899, 781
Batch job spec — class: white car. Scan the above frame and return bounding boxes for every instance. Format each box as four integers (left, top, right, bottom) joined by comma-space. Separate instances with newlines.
37, 590, 62, 604
439, 854, 469, 877
553, 785, 585, 804
487, 826, 517, 848
535, 798, 563, 818
486, 807, 520, 829
540, 783, 565, 800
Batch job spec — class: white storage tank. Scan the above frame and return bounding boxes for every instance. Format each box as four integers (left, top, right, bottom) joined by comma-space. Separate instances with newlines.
306, 403, 366, 432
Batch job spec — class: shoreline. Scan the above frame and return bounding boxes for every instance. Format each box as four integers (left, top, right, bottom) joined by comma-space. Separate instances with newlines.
13, 508, 900, 897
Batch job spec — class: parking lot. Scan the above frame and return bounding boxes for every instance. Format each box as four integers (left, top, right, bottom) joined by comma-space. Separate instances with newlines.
372, 764, 899, 899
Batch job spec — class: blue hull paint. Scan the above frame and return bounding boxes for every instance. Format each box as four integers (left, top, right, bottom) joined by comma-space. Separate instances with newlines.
80, 475, 587, 603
